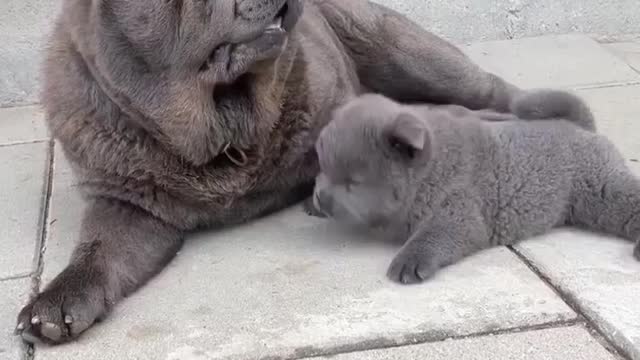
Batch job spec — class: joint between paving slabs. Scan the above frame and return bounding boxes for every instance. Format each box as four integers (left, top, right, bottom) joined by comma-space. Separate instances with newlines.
571, 79, 640, 91
20, 341, 34, 360
0, 273, 33, 282
508, 246, 631, 360
282, 318, 585, 360
592, 33, 640, 44
21, 140, 55, 360
626, 65, 640, 76
0, 139, 50, 149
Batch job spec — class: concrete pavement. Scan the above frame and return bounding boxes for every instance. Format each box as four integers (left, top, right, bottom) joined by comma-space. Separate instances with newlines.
1, 33, 639, 360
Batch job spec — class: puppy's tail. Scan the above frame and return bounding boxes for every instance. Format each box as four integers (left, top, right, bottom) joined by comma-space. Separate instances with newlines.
510, 89, 596, 131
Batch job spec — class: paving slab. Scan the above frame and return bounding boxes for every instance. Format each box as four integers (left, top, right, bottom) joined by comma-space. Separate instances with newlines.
604, 41, 640, 73
0, 141, 49, 279
36, 175, 575, 360
463, 34, 640, 88
0, 279, 32, 360
0, 105, 48, 146
312, 325, 616, 360
516, 230, 640, 360
38, 144, 85, 285
576, 84, 640, 175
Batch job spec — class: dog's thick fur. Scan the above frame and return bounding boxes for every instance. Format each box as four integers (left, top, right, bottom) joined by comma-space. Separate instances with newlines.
311, 91, 640, 284
17, 0, 521, 344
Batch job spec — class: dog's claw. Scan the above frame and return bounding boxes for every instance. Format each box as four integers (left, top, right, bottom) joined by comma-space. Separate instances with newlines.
15, 322, 25, 334
64, 315, 73, 324
41, 323, 63, 342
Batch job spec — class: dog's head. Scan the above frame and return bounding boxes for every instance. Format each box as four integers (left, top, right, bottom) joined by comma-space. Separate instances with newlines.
312, 94, 433, 227
62, 0, 303, 163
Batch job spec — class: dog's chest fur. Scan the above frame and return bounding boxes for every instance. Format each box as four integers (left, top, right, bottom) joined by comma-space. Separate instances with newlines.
52, 5, 360, 228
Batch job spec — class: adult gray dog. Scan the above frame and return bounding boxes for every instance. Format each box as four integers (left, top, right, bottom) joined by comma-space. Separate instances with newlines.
16, 0, 520, 344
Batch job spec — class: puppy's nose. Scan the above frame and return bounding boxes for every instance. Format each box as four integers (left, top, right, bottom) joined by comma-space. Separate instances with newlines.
314, 190, 333, 215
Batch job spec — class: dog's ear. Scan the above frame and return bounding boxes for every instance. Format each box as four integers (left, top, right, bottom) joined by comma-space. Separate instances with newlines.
385, 112, 431, 162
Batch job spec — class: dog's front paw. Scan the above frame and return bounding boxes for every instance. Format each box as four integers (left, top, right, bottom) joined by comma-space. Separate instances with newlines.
387, 250, 439, 285
16, 276, 107, 345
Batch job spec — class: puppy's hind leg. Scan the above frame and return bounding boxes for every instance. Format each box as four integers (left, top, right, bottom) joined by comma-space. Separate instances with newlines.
570, 165, 640, 260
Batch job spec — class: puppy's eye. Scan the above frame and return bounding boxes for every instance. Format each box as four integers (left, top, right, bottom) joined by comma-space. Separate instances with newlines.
389, 137, 416, 159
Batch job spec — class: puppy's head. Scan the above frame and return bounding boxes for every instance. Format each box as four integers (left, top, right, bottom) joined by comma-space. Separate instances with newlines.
313, 94, 432, 227
75, 0, 303, 157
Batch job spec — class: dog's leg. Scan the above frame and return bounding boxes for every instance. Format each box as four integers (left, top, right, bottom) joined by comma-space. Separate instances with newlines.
387, 198, 490, 284
317, 0, 520, 111
570, 164, 640, 260
16, 198, 183, 344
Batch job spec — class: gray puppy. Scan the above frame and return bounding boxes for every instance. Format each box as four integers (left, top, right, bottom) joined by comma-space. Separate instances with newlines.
17, 0, 522, 344
311, 91, 640, 284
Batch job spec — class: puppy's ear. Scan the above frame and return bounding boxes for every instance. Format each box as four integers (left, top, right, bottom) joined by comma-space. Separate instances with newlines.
385, 112, 430, 162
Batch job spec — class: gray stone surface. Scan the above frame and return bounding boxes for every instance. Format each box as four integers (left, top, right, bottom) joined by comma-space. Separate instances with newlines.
37, 199, 574, 359
0, 0, 60, 107
604, 41, 640, 73
463, 34, 640, 88
0, 105, 48, 146
3, 0, 640, 106
39, 144, 85, 285
373, 0, 515, 44
517, 231, 640, 360
0, 141, 49, 279
0, 279, 32, 360
314, 326, 616, 360
374, 0, 640, 44
576, 84, 640, 175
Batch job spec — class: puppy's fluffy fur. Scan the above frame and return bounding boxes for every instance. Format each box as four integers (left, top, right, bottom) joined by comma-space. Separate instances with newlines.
312, 91, 640, 284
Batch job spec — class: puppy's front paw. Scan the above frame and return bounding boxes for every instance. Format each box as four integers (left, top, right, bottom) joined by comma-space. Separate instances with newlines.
387, 250, 438, 285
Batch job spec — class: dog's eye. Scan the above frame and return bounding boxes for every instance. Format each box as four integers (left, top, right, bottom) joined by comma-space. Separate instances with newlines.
389, 137, 416, 159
